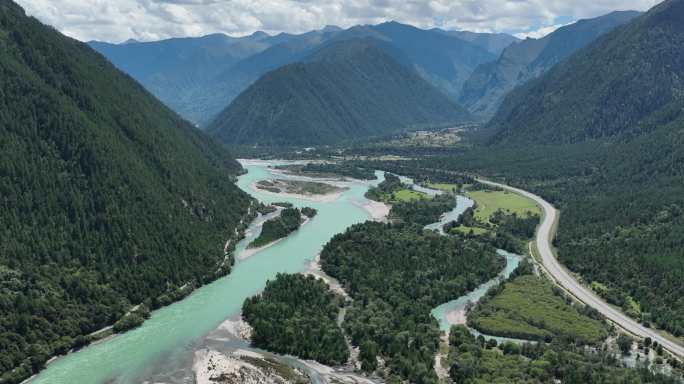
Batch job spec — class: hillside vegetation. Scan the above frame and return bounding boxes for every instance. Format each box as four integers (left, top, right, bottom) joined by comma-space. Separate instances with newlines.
0, 2, 251, 381
487, 1, 683, 145
481, 0, 684, 337
89, 33, 272, 125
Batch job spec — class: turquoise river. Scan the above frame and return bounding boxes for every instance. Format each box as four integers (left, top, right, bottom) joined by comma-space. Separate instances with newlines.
29, 160, 519, 384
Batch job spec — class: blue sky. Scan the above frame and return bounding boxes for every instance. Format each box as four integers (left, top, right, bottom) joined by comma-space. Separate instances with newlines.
16, 0, 660, 43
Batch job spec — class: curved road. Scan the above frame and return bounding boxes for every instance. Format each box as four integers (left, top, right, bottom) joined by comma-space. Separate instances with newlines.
478, 179, 684, 359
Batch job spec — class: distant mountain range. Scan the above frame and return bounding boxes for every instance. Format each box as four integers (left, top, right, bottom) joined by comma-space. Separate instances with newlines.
90, 22, 513, 126
89, 32, 277, 126
207, 39, 473, 147
459, 10, 641, 119
91, 13, 647, 127
0, 1, 251, 381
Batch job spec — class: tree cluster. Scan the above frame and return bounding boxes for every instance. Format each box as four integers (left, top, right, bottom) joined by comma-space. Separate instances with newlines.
321, 222, 503, 383
447, 324, 677, 384
242, 274, 349, 365
249, 208, 304, 248
390, 194, 457, 226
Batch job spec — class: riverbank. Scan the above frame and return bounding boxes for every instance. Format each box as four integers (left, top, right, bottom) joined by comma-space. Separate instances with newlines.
194, 348, 309, 384
304, 254, 348, 299
209, 316, 253, 343
359, 200, 390, 222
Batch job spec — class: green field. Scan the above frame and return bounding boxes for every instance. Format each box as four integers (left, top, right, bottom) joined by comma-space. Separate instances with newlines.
393, 189, 428, 202
450, 225, 488, 235
466, 190, 541, 223
469, 275, 608, 344
426, 183, 460, 192
372, 188, 430, 204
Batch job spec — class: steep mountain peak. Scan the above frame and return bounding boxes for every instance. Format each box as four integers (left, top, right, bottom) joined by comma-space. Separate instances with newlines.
305, 37, 408, 66
320, 25, 342, 32
249, 30, 270, 39
377, 20, 405, 26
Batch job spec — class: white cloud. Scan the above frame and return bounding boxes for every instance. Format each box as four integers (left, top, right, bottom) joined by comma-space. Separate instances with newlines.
14, 0, 661, 43
514, 22, 572, 39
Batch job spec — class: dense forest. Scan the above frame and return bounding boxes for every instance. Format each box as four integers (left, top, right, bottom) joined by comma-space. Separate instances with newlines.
276, 163, 377, 180
360, 132, 684, 338
242, 274, 349, 365
0, 2, 252, 382
359, 127, 684, 335
390, 194, 457, 226
320, 222, 503, 383
364, 172, 404, 201
249, 208, 304, 248
447, 324, 677, 384
360, 162, 474, 187
471, 210, 540, 254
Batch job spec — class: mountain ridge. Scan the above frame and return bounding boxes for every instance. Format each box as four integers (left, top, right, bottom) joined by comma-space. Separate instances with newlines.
459, 10, 641, 119
486, 4, 682, 144
207, 38, 472, 147
0, 2, 251, 381
90, 22, 511, 126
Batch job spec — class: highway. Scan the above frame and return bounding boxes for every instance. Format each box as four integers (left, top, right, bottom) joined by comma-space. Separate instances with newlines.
478, 179, 684, 359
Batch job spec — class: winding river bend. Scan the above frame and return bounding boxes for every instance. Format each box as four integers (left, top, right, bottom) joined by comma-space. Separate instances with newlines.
29, 161, 378, 384
30, 161, 522, 384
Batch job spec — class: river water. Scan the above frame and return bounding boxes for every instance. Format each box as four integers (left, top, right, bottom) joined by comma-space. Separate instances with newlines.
431, 250, 520, 335
422, 194, 521, 341
29, 161, 378, 384
29, 161, 520, 384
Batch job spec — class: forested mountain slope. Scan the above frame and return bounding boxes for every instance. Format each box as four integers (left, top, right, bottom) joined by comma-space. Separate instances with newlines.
487, 4, 681, 145
208, 39, 472, 147
429, 0, 684, 339
89, 32, 272, 125
459, 10, 640, 119
0, 1, 251, 381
